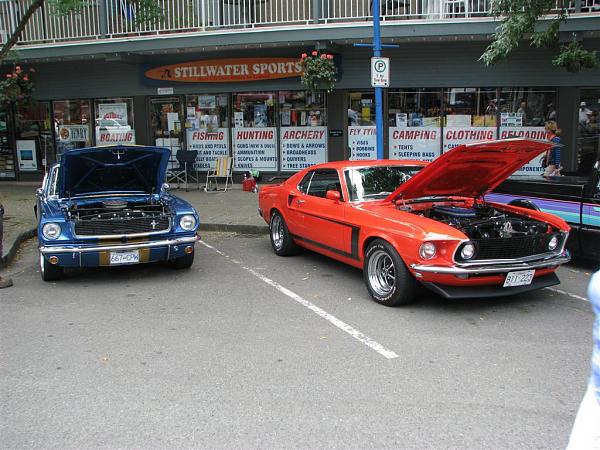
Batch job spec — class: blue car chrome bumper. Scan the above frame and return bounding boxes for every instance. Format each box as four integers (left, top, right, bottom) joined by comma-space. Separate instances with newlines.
39, 235, 199, 268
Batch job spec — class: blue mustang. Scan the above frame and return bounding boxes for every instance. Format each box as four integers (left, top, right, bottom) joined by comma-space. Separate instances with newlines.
36, 145, 200, 281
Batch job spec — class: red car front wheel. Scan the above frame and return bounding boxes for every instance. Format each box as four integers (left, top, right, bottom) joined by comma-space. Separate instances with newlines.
364, 239, 418, 306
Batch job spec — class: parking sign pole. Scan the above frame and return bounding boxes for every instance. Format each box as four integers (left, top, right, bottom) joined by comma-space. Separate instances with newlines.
373, 0, 384, 159
355, 0, 397, 160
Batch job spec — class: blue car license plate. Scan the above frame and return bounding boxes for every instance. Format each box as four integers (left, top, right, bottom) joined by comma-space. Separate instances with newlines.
110, 250, 140, 265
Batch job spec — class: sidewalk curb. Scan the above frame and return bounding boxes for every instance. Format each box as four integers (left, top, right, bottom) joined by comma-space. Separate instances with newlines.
1, 227, 36, 269
0, 224, 268, 269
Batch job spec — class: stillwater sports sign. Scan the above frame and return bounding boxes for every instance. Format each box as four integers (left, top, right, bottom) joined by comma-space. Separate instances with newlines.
145, 58, 303, 83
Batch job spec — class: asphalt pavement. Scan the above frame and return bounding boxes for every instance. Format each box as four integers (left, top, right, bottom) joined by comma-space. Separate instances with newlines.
0, 233, 596, 449
1, 181, 599, 448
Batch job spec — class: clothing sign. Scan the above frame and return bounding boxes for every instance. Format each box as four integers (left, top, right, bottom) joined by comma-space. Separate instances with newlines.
98, 103, 128, 126
348, 126, 376, 160
96, 129, 136, 145
145, 58, 303, 83
443, 127, 497, 153
233, 127, 277, 171
500, 127, 551, 176
186, 129, 229, 170
280, 127, 327, 171
389, 127, 440, 162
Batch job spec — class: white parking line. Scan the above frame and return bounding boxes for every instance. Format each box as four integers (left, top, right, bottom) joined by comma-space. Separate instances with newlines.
545, 287, 589, 303
199, 240, 399, 360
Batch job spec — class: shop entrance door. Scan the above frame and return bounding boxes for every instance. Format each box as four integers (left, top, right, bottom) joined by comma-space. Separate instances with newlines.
576, 89, 600, 176
149, 97, 184, 168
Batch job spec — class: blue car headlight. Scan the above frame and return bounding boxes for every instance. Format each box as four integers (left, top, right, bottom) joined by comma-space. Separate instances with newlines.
179, 215, 197, 231
42, 222, 61, 240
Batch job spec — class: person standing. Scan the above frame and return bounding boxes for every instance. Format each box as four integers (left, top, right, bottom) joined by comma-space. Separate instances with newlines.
543, 120, 562, 177
566, 270, 600, 449
0, 202, 14, 289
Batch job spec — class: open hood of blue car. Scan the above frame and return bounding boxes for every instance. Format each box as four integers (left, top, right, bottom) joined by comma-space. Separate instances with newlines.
59, 145, 170, 198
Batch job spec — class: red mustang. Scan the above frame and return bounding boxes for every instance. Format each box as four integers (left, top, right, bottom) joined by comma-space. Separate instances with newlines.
258, 139, 571, 306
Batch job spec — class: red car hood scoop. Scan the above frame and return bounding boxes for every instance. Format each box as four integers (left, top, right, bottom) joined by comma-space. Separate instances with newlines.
386, 138, 554, 203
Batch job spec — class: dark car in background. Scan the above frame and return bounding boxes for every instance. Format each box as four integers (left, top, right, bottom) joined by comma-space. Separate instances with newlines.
489, 155, 600, 261
36, 145, 200, 281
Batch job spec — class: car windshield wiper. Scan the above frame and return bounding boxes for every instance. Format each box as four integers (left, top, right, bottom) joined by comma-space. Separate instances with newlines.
362, 192, 392, 198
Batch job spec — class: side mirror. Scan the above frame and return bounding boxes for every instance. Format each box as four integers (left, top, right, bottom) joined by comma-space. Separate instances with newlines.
326, 190, 341, 202
162, 183, 170, 192
36, 188, 44, 198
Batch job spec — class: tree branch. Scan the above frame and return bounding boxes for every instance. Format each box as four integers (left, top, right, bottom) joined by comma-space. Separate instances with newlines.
0, 0, 46, 64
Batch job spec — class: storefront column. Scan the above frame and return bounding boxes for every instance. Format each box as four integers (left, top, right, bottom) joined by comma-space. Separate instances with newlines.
557, 86, 580, 172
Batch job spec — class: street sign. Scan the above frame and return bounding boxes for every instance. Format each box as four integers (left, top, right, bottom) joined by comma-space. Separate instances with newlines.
371, 57, 389, 87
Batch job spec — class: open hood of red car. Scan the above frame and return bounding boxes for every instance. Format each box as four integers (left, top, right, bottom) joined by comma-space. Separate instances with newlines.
386, 139, 554, 203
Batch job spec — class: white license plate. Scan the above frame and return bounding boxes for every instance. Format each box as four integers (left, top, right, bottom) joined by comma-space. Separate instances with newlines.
109, 250, 140, 265
503, 270, 535, 287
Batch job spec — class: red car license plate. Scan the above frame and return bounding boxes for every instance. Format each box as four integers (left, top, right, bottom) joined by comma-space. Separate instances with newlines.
503, 270, 535, 287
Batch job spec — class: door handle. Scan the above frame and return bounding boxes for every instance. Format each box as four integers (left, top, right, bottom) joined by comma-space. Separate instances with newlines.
295, 199, 305, 206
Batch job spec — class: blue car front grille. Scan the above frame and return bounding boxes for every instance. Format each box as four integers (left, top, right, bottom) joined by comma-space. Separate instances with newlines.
74, 217, 170, 236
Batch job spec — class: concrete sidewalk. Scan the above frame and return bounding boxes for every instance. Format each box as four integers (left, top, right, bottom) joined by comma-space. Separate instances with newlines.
0, 182, 268, 268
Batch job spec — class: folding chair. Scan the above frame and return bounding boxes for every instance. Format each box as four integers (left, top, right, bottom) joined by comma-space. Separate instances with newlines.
205, 156, 233, 192
168, 150, 200, 191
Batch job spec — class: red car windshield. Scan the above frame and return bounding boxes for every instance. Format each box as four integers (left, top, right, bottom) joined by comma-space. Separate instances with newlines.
344, 166, 423, 202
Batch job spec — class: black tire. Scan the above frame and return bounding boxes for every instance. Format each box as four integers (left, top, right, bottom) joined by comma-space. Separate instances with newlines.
363, 239, 418, 306
40, 253, 64, 282
171, 249, 195, 269
269, 210, 299, 256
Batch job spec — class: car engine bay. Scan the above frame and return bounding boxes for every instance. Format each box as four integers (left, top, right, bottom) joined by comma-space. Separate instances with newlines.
417, 204, 551, 239
67, 199, 172, 236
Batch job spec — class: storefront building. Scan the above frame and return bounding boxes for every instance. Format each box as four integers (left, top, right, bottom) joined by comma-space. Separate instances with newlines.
1, 3, 599, 181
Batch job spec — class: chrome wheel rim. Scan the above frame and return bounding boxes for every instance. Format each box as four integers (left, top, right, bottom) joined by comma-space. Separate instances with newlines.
271, 214, 284, 250
367, 250, 396, 296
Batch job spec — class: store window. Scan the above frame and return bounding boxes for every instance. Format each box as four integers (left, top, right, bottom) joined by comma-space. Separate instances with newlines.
0, 105, 15, 179
280, 90, 328, 171
94, 98, 135, 146
577, 88, 600, 176
150, 97, 183, 165
15, 102, 53, 172
185, 94, 229, 170
442, 88, 497, 153
232, 92, 277, 172
348, 91, 376, 160
498, 88, 557, 127
388, 89, 442, 162
498, 88, 557, 176
53, 99, 92, 158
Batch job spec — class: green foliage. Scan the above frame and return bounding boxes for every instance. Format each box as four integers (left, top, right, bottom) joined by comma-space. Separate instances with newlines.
552, 39, 598, 72
300, 51, 337, 93
0, 65, 35, 104
480, 0, 597, 71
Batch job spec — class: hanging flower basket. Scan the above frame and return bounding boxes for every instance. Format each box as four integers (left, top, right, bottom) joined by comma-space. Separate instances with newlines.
552, 40, 598, 73
300, 51, 337, 93
0, 66, 35, 105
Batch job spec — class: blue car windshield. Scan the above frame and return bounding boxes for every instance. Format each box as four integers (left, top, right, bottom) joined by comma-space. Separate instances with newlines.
344, 166, 423, 202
